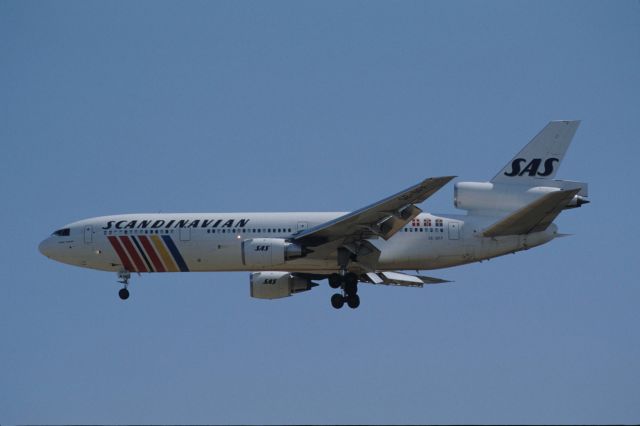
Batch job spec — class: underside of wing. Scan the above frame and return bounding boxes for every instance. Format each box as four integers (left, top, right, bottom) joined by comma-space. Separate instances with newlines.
293, 176, 455, 247
482, 189, 580, 237
360, 271, 451, 287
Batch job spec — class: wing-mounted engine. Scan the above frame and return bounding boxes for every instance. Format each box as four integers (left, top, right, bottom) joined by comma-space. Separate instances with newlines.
250, 271, 318, 300
241, 238, 307, 267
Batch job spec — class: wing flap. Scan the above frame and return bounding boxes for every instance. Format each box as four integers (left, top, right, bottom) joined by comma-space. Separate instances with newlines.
365, 272, 384, 284
361, 271, 451, 287
482, 189, 580, 237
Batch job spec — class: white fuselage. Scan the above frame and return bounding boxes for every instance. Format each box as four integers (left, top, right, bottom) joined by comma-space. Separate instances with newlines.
36, 121, 586, 309
38, 211, 557, 274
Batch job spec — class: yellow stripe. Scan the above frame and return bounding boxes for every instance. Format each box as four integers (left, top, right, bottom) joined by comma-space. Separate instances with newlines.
151, 235, 179, 272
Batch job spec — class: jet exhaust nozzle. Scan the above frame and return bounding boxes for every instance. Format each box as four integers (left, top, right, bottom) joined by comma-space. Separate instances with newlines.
565, 195, 590, 209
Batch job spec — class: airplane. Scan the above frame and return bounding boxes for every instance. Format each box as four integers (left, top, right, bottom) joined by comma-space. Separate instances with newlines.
38, 120, 589, 309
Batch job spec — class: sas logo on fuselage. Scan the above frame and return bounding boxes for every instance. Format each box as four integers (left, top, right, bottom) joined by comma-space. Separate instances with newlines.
504, 157, 559, 177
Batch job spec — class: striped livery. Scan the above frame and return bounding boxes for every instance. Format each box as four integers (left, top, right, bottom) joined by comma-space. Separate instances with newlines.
107, 235, 189, 272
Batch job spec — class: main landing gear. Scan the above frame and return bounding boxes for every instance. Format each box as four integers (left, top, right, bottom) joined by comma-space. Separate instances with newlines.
329, 272, 361, 309
117, 270, 131, 300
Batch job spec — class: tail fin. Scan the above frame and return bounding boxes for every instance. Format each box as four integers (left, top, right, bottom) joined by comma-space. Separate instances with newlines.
491, 120, 580, 183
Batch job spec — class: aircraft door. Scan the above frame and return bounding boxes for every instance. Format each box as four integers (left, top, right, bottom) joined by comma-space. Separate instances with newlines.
84, 225, 93, 244
448, 222, 460, 240
180, 228, 191, 241
297, 222, 308, 232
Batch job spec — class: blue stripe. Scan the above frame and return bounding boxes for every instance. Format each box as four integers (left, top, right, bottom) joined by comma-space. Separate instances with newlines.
161, 235, 189, 272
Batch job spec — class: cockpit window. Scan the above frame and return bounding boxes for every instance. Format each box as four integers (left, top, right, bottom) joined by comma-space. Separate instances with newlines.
52, 228, 70, 237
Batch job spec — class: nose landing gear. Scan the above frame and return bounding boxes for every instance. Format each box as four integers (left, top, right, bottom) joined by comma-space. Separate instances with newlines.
117, 270, 131, 301
118, 288, 130, 300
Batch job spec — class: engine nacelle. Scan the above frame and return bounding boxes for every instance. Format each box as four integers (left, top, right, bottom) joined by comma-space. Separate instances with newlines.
242, 238, 304, 267
454, 180, 588, 213
250, 271, 317, 300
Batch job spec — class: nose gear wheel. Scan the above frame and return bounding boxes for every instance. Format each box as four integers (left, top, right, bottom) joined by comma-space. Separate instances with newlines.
117, 270, 131, 301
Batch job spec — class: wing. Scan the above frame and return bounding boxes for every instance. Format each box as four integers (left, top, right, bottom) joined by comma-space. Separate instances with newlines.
482, 189, 580, 237
293, 176, 455, 247
361, 271, 451, 287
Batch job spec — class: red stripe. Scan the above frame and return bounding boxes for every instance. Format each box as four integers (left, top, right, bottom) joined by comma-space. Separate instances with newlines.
108, 236, 135, 272
119, 236, 148, 272
138, 235, 166, 272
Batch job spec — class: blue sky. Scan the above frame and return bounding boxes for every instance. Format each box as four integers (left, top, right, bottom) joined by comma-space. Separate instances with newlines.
1, 1, 639, 424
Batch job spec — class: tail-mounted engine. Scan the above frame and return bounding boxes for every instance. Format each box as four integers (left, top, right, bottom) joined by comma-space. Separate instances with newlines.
250, 271, 318, 299
454, 181, 589, 213
241, 238, 306, 267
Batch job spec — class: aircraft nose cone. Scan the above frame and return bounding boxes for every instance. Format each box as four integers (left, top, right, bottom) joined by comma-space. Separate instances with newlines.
38, 238, 53, 257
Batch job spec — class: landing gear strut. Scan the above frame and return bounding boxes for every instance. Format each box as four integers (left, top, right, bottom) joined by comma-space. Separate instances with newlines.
328, 273, 342, 289
330, 272, 360, 310
117, 270, 130, 301
330, 247, 362, 309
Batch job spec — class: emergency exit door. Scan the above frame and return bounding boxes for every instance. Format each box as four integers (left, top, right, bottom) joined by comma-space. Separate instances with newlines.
84, 225, 93, 244
448, 222, 460, 240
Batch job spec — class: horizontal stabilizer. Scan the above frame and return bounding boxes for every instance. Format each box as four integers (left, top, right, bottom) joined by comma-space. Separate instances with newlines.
483, 189, 580, 237
361, 271, 451, 287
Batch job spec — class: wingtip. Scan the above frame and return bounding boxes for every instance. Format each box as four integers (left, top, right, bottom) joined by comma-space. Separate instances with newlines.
416, 275, 453, 284
424, 279, 452, 285
551, 119, 582, 127
426, 175, 457, 184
